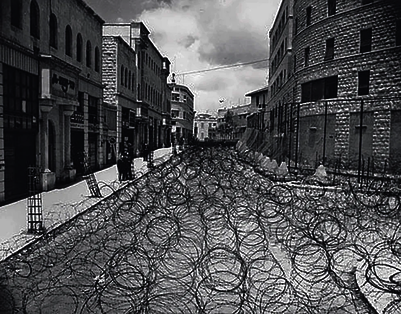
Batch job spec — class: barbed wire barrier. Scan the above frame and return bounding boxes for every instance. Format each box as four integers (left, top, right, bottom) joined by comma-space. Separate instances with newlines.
0, 146, 400, 313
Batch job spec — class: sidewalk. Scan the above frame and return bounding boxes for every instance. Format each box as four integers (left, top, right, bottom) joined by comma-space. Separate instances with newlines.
0, 147, 173, 261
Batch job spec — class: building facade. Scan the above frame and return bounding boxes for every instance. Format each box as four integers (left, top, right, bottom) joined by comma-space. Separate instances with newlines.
267, 0, 401, 172
168, 83, 195, 145
194, 113, 217, 141
103, 22, 171, 152
102, 35, 136, 158
0, 0, 106, 202
217, 104, 259, 140
245, 86, 269, 131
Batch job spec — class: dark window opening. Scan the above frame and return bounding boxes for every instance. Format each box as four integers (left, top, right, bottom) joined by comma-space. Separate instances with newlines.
358, 70, 370, 95
11, 0, 22, 28
65, 26, 72, 56
30, 0, 40, 38
49, 14, 58, 49
94, 47, 100, 72
76, 34, 83, 62
86, 40, 92, 68
121, 66, 124, 86
304, 46, 310, 67
301, 76, 338, 103
306, 6, 312, 26
325, 38, 335, 60
328, 0, 336, 16
360, 28, 372, 53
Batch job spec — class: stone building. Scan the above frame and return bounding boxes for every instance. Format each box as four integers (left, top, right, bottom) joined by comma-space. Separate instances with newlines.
168, 82, 195, 145
0, 0, 105, 202
194, 113, 217, 141
102, 35, 136, 158
267, 0, 401, 172
103, 22, 171, 152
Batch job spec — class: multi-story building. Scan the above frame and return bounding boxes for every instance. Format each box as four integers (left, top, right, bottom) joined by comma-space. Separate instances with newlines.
245, 86, 269, 131
102, 35, 137, 159
267, 0, 295, 161
0, 0, 105, 202
103, 22, 171, 152
217, 104, 259, 139
194, 113, 217, 141
268, 0, 401, 172
168, 82, 195, 144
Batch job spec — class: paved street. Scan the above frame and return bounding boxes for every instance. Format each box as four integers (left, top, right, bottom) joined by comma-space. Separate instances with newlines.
0, 146, 400, 313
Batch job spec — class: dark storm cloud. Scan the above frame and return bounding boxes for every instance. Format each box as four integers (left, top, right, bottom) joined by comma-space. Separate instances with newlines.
85, 0, 172, 22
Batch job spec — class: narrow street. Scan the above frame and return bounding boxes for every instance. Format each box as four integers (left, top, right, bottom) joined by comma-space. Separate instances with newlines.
0, 146, 400, 313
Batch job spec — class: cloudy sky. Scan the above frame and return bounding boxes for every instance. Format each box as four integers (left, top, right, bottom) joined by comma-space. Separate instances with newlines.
86, 0, 281, 113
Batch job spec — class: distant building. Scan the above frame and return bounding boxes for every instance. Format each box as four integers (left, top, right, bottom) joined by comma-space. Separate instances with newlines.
217, 104, 258, 139
245, 86, 269, 131
102, 35, 136, 161
103, 22, 171, 151
194, 113, 217, 141
0, 0, 105, 201
267, 0, 401, 172
168, 83, 195, 145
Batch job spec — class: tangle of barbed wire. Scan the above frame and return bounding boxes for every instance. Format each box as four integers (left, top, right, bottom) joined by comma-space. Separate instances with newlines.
0, 145, 400, 313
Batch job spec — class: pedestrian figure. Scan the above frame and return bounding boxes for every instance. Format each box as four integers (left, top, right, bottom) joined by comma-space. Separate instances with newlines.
117, 153, 126, 181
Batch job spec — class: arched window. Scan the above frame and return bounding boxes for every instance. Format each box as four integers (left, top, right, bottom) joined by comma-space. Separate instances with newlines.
86, 40, 92, 68
49, 14, 58, 48
11, 0, 22, 28
76, 33, 83, 62
30, 0, 40, 38
94, 47, 100, 72
124, 68, 128, 87
65, 25, 72, 56
128, 70, 131, 90
121, 65, 124, 86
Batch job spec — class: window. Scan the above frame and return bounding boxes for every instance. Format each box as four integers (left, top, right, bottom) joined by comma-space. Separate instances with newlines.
304, 46, 310, 67
49, 14, 58, 49
94, 47, 100, 72
325, 38, 335, 60
128, 71, 131, 90
11, 0, 22, 28
201, 123, 204, 129
30, 0, 40, 38
86, 40, 92, 67
172, 93, 179, 102
171, 110, 179, 118
132, 73, 135, 90
360, 28, 372, 53
324, 76, 338, 98
121, 66, 124, 86
301, 76, 338, 102
306, 6, 312, 26
76, 34, 83, 62
358, 70, 370, 95
124, 68, 128, 87
328, 0, 336, 16
397, 20, 401, 46
65, 26, 72, 56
